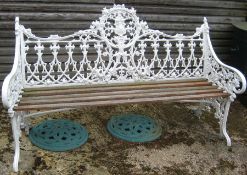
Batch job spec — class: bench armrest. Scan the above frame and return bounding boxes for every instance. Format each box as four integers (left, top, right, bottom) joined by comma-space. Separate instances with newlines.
1, 17, 24, 110
204, 28, 246, 101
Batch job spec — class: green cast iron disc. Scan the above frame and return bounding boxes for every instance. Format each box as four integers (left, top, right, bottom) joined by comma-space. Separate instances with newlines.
29, 119, 88, 151
107, 114, 162, 142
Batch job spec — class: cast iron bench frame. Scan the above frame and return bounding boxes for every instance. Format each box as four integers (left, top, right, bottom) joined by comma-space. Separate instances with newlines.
2, 4, 246, 172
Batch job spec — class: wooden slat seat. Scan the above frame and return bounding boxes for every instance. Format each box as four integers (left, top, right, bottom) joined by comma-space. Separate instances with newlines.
15, 78, 229, 111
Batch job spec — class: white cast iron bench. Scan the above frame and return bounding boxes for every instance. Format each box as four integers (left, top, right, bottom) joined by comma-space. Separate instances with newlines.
2, 5, 246, 172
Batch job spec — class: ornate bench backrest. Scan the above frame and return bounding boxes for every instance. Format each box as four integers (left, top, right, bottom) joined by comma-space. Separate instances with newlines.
17, 4, 208, 87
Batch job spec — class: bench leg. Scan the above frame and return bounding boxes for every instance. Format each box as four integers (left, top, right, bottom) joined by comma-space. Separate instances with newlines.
214, 98, 231, 146
20, 112, 30, 135
9, 111, 22, 172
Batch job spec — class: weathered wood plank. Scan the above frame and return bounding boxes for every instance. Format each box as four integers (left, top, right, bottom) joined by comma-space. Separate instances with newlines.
23, 81, 212, 97
0, 39, 15, 47
0, 73, 7, 81
0, 12, 101, 22
15, 92, 229, 111
0, 0, 114, 3
20, 88, 223, 105
0, 81, 2, 92
0, 3, 114, 13
0, 13, 245, 24
132, 5, 247, 17
22, 85, 216, 101
0, 3, 245, 17
116, 0, 247, 9
0, 64, 12, 72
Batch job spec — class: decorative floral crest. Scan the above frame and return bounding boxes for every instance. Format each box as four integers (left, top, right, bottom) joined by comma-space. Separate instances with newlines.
90, 4, 149, 48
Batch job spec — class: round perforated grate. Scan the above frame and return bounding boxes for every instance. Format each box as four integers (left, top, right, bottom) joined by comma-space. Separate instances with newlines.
29, 119, 88, 151
107, 114, 162, 142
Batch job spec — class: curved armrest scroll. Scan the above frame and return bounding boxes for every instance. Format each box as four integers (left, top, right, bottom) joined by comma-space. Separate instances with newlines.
205, 34, 246, 100
1, 17, 24, 110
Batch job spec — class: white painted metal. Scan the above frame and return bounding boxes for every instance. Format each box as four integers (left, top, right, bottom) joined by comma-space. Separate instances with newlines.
10, 111, 22, 172
1, 4, 246, 172
202, 18, 246, 101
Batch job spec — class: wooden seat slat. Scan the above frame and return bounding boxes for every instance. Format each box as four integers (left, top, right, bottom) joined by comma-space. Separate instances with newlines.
19, 88, 223, 106
22, 81, 212, 97
21, 85, 218, 101
15, 92, 229, 111
24, 78, 208, 92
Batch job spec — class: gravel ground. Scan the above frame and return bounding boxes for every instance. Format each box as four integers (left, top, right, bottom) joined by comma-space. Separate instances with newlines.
0, 101, 246, 175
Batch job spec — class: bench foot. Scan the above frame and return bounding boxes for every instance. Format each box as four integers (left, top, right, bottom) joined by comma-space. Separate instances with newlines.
214, 98, 232, 146
10, 112, 22, 172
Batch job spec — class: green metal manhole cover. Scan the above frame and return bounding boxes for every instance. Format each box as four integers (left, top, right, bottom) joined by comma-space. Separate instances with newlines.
29, 119, 88, 151
107, 114, 162, 142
